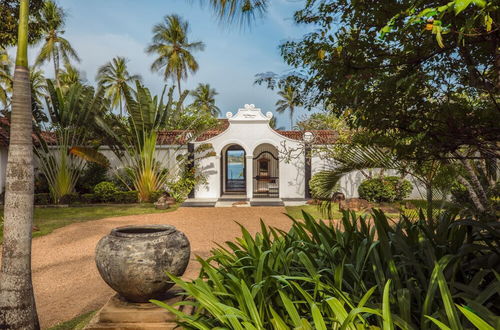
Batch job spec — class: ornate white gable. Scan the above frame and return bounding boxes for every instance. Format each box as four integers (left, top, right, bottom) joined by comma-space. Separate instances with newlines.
226, 104, 273, 122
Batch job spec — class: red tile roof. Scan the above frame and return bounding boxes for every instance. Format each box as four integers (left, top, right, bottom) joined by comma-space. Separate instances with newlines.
0, 117, 337, 146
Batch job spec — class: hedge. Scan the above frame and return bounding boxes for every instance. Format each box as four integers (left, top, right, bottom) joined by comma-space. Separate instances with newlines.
358, 176, 413, 203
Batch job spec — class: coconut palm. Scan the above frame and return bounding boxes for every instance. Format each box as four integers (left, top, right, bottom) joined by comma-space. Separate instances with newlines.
189, 83, 220, 117
30, 66, 48, 123
0, 0, 40, 328
207, 0, 268, 25
30, 66, 46, 101
146, 14, 205, 96
58, 62, 83, 90
0, 47, 13, 109
96, 56, 141, 116
275, 85, 302, 128
34, 0, 80, 86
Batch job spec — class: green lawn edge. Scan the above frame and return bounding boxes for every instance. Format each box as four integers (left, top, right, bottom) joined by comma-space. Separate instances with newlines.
0, 203, 179, 245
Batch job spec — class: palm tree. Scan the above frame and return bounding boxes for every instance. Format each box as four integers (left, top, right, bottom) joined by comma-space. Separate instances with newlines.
30, 66, 46, 102
0, 0, 40, 328
0, 47, 13, 109
96, 56, 141, 116
275, 85, 302, 128
146, 14, 205, 96
35, 0, 80, 86
189, 83, 220, 117
206, 0, 268, 25
30, 66, 48, 123
58, 62, 83, 90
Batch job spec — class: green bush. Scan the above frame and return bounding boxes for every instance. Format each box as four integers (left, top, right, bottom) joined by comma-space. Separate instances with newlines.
112, 191, 138, 204
148, 191, 164, 203
34, 193, 51, 205
59, 193, 80, 205
34, 173, 50, 193
167, 176, 196, 202
154, 211, 499, 329
79, 193, 96, 204
358, 176, 412, 202
93, 181, 117, 203
75, 163, 109, 193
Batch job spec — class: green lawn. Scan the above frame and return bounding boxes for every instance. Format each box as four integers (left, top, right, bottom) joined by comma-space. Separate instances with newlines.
286, 200, 449, 220
0, 204, 179, 244
285, 203, 403, 220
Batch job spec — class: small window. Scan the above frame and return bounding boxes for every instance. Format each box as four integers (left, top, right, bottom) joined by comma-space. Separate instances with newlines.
258, 158, 269, 177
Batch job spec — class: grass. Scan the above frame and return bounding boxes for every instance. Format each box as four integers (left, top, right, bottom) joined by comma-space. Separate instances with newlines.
0, 203, 179, 244
285, 200, 433, 220
48, 310, 96, 330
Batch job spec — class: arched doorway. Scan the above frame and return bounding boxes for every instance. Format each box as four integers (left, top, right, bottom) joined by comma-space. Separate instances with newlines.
222, 144, 246, 194
253, 144, 279, 198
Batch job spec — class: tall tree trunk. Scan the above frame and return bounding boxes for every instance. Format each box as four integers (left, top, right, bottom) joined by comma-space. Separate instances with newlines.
0, 0, 40, 329
53, 47, 60, 89
119, 95, 123, 117
177, 75, 182, 98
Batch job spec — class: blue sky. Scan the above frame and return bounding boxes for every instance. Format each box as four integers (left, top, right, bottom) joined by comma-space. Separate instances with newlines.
20, 0, 316, 129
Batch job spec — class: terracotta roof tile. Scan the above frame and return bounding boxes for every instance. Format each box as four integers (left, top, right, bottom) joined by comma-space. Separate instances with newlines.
0, 117, 336, 146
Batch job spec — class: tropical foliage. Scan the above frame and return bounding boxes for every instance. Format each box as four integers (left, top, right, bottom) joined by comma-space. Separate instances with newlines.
275, 84, 301, 128
35, 0, 80, 86
0, 47, 12, 109
257, 0, 499, 160
97, 82, 189, 202
96, 56, 141, 116
36, 81, 109, 203
358, 176, 413, 203
189, 83, 220, 117
146, 14, 205, 95
0, 0, 44, 47
154, 210, 499, 329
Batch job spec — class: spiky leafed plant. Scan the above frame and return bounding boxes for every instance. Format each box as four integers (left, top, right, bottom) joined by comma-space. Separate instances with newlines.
189, 83, 220, 117
146, 14, 205, 96
35, 0, 80, 86
36, 80, 109, 203
275, 84, 302, 128
96, 81, 189, 202
0, 0, 40, 327
96, 56, 141, 116
0, 47, 13, 109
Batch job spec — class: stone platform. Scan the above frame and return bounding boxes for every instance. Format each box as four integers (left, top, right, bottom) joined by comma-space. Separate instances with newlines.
85, 287, 191, 329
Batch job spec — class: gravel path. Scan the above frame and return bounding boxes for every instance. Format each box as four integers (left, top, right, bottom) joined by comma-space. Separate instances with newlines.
16, 207, 292, 329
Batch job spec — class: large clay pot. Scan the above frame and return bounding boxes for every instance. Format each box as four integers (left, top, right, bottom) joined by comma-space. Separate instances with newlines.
95, 225, 190, 302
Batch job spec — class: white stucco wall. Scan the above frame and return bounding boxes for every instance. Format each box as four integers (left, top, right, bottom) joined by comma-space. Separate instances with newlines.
193, 104, 305, 199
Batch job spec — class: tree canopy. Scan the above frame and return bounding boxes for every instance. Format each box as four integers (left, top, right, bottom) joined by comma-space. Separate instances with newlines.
0, 0, 44, 48
277, 0, 499, 160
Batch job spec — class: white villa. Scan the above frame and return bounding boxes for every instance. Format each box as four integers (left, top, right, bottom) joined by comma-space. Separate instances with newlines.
0, 104, 424, 206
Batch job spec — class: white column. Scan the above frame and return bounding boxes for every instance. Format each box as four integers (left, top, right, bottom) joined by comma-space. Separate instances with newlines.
246, 155, 253, 199
215, 155, 222, 197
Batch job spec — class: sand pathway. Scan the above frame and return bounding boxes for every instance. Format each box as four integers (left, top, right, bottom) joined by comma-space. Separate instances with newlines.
22, 206, 292, 328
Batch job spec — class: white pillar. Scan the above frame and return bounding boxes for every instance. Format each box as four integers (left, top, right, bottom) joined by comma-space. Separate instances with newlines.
215, 155, 222, 197
246, 155, 253, 199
